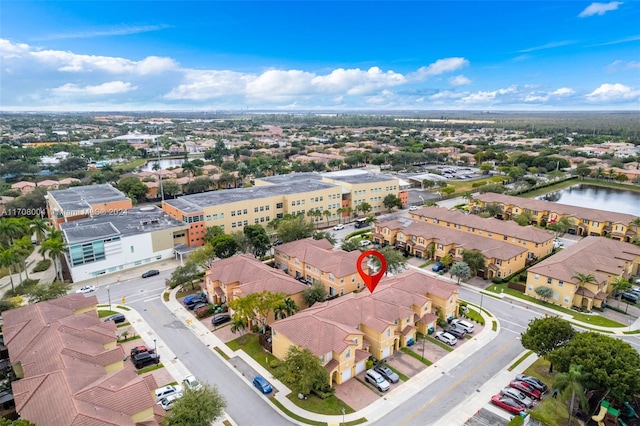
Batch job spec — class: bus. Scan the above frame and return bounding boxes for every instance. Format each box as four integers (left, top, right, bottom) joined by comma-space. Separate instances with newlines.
354, 218, 368, 228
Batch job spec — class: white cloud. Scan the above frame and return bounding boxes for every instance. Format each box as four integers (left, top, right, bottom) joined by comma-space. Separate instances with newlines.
408, 58, 469, 81
51, 81, 137, 96
579, 1, 623, 17
164, 69, 254, 100
35, 24, 171, 41
448, 75, 471, 86
586, 83, 640, 101
460, 86, 517, 104
313, 67, 406, 95
524, 87, 575, 102
518, 40, 576, 53
606, 60, 640, 71
0, 38, 30, 59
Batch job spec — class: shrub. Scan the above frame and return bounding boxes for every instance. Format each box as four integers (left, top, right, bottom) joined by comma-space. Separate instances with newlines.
492, 277, 503, 284
195, 306, 211, 319
32, 259, 51, 273
365, 359, 374, 370
269, 359, 280, 369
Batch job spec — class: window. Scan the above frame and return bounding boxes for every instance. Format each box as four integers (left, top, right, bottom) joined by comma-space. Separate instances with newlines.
276, 202, 283, 209
547, 277, 552, 284
345, 349, 350, 358
553, 292, 559, 300
534, 274, 539, 280
254, 207, 259, 213
231, 211, 236, 216
558, 281, 563, 287
386, 329, 391, 337
564, 296, 570, 303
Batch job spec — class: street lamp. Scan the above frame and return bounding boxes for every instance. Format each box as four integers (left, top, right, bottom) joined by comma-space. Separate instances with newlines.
480, 292, 484, 312
156, 138, 164, 202
154, 339, 157, 354
106, 286, 111, 310
341, 407, 346, 426
421, 333, 426, 361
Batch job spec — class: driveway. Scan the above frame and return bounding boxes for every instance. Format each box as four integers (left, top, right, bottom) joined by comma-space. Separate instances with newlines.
334, 376, 379, 411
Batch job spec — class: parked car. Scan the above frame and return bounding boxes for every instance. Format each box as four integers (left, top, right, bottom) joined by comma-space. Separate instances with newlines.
191, 302, 209, 311
491, 394, 527, 415
184, 294, 207, 306
409, 205, 419, 211
272, 240, 283, 247
434, 331, 457, 346
445, 326, 466, 339
509, 380, 543, 400
183, 375, 202, 391
159, 393, 182, 411
432, 262, 446, 272
155, 385, 183, 403
130, 345, 155, 357
333, 224, 345, 231
132, 352, 160, 369
450, 318, 475, 333
621, 292, 638, 303
374, 365, 400, 384
253, 376, 273, 394
142, 269, 160, 278
76, 285, 96, 294
104, 313, 126, 324
359, 240, 372, 247
211, 314, 231, 326
365, 369, 390, 392
515, 374, 548, 393
502, 387, 534, 408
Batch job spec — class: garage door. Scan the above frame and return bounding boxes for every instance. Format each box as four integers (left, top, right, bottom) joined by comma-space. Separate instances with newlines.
341, 369, 352, 383
355, 360, 366, 375
381, 346, 391, 359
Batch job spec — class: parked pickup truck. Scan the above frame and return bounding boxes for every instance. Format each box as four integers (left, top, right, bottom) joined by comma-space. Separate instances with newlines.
132, 352, 160, 369
130, 345, 155, 357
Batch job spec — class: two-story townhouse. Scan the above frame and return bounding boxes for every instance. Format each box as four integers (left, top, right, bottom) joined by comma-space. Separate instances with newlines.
386, 271, 460, 320
274, 238, 364, 296
471, 193, 639, 242
526, 237, 640, 310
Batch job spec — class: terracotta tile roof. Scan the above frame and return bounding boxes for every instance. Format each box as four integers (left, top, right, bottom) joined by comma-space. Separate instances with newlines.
355, 349, 369, 362
386, 270, 459, 301
473, 192, 637, 226
575, 287, 596, 298
324, 359, 339, 373
528, 237, 640, 284
412, 206, 554, 243
276, 238, 362, 277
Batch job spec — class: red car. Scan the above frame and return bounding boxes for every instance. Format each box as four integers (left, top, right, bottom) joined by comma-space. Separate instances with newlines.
509, 380, 543, 400
491, 394, 527, 415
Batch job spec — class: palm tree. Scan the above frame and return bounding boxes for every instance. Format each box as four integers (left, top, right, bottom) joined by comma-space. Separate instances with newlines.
274, 297, 300, 320
554, 364, 589, 426
426, 243, 436, 260
0, 248, 19, 292
40, 237, 65, 281
13, 237, 33, 282
0, 218, 24, 247
230, 316, 248, 343
611, 276, 631, 308
571, 272, 597, 290
336, 207, 345, 224
323, 210, 331, 226
30, 217, 50, 244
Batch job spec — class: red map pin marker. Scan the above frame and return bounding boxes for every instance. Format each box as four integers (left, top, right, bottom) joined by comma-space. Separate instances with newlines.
357, 250, 387, 294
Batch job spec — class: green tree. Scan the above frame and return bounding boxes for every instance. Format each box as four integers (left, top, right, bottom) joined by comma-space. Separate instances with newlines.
29, 217, 50, 244
27, 280, 72, 303
421, 179, 436, 190
210, 234, 239, 259
58, 157, 88, 173
185, 176, 212, 194
554, 365, 589, 426
514, 211, 533, 226
357, 202, 372, 217
162, 383, 227, 426
274, 297, 300, 320
341, 239, 359, 252
462, 249, 485, 277
534, 286, 554, 302
168, 263, 202, 290
440, 254, 453, 270
188, 244, 216, 269
275, 346, 330, 396
449, 262, 472, 284
376, 246, 407, 276
276, 215, 315, 243
548, 217, 573, 237
611, 276, 632, 308
162, 180, 182, 198
302, 282, 327, 307
243, 224, 271, 258
571, 272, 597, 291
383, 194, 402, 212
0, 248, 19, 292
442, 186, 455, 195
204, 226, 225, 244
116, 176, 148, 201
520, 316, 575, 373
0, 218, 25, 247
230, 316, 248, 343
40, 236, 65, 281
0, 419, 36, 426
312, 231, 336, 245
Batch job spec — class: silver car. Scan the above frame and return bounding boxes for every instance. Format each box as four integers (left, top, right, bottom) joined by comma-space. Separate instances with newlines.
434, 331, 458, 346
502, 386, 534, 408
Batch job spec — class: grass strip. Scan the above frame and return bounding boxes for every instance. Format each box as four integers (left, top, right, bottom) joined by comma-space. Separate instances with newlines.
508, 350, 533, 371
214, 347, 230, 360
136, 363, 164, 375
270, 398, 326, 426
425, 336, 454, 352
400, 347, 433, 366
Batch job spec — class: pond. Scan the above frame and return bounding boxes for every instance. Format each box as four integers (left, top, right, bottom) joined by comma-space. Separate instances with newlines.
537, 184, 640, 216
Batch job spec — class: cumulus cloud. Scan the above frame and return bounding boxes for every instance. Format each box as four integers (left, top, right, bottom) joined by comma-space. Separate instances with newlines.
579, 1, 623, 17
408, 58, 469, 81
0, 38, 30, 59
448, 75, 471, 86
586, 83, 640, 102
524, 87, 575, 102
51, 81, 137, 96
165, 70, 255, 100
460, 86, 517, 104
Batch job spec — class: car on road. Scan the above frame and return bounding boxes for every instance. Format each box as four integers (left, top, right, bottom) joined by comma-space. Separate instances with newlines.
272, 239, 283, 247
450, 318, 475, 333
374, 365, 400, 384
253, 376, 273, 394
211, 314, 231, 326
333, 224, 345, 231
141, 269, 160, 278
76, 285, 96, 294
183, 375, 202, 391
104, 313, 126, 324
365, 369, 390, 392
502, 387, 534, 408
445, 326, 466, 339
132, 352, 160, 369
432, 262, 446, 272
509, 380, 543, 400
359, 240, 372, 247
159, 393, 182, 411
515, 374, 548, 393
155, 385, 183, 402
491, 394, 527, 415
434, 331, 457, 346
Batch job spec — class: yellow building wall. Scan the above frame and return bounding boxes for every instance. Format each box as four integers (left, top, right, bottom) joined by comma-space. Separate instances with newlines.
525, 272, 576, 308
104, 360, 125, 373
131, 407, 155, 423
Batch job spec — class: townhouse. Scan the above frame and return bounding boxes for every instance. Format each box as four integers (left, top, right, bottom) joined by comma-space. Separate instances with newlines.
408, 206, 555, 261
526, 237, 640, 310
471, 193, 639, 242
273, 238, 365, 297
272, 270, 458, 386
203, 254, 308, 320
3, 294, 164, 425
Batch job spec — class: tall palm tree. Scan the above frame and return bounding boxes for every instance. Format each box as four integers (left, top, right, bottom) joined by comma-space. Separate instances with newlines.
336, 207, 345, 224
323, 210, 331, 226
0, 218, 24, 247
571, 272, 597, 289
13, 237, 33, 282
274, 297, 300, 320
30, 217, 50, 244
230, 316, 248, 343
40, 237, 66, 281
611, 276, 631, 308
554, 364, 589, 426
0, 248, 19, 292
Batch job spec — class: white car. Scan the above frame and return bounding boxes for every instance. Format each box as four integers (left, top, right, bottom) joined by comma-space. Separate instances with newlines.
409, 206, 419, 211
434, 331, 457, 346
155, 384, 184, 403
183, 374, 202, 391
450, 318, 475, 333
359, 240, 372, 247
76, 285, 96, 294
159, 393, 183, 410
333, 224, 345, 231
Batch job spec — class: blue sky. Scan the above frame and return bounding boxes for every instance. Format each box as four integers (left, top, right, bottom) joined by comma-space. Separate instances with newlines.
1, 1, 638, 111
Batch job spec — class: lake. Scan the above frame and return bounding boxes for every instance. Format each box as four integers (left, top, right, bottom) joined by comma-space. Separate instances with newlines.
537, 184, 640, 216
139, 158, 186, 171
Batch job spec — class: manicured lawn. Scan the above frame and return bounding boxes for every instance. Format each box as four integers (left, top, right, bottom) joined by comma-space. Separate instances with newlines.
425, 336, 454, 352
400, 347, 433, 366
445, 176, 506, 194
464, 306, 485, 325
286, 393, 355, 416
270, 398, 326, 426
226, 333, 279, 370
98, 309, 118, 318
136, 363, 164, 375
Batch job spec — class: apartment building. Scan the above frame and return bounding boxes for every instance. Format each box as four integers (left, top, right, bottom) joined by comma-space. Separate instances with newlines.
409, 206, 555, 261
471, 193, 639, 242
46, 184, 133, 230
273, 238, 364, 297
526, 237, 640, 310
60, 205, 189, 282
3, 294, 164, 425
203, 254, 308, 320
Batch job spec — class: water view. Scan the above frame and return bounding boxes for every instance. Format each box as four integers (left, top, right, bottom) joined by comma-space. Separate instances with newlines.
139, 158, 186, 171
537, 184, 640, 216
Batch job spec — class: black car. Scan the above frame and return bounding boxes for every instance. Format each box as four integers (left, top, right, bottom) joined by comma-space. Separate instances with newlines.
621, 292, 638, 303
104, 313, 126, 324
132, 352, 160, 369
142, 269, 160, 278
272, 240, 283, 247
515, 374, 548, 393
445, 326, 466, 339
211, 314, 231, 326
